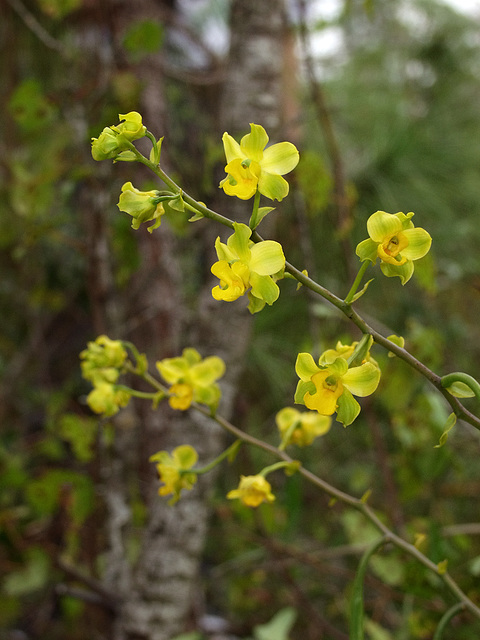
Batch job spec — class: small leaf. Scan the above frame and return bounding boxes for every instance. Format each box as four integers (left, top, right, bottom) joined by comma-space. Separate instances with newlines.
434, 413, 456, 448
165, 194, 185, 212
386, 334, 404, 357
253, 607, 297, 640
414, 533, 427, 550
188, 212, 204, 222
360, 488, 372, 503
350, 538, 386, 640
351, 279, 374, 303
437, 559, 448, 575
445, 381, 475, 398
254, 206, 275, 227
149, 137, 163, 164
285, 460, 301, 476
296, 269, 308, 290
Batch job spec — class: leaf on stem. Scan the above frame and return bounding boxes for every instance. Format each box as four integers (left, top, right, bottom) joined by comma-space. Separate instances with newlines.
434, 413, 456, 448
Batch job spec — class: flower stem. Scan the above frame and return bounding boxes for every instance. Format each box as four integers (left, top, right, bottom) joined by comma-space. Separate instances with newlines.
344, 260, 371, 304
433, 603, 465, 640
249, 190, 262, 229
192, 440, 243, 475
260, 460, 298, 477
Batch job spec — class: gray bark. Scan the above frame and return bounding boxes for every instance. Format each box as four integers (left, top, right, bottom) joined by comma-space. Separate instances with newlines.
96, 1, 292, 638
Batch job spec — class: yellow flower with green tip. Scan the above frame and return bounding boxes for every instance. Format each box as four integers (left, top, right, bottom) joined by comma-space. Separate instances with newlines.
91, 112, 146, 161
276, 407, 331, 447
117, 181, 165, 232
150, 445, 198, 504
112, 111, 146, 141
295, 352, 380, 426
86, 382, 131, 417
156, 348, 225, 411
220, 123, 299, 201
227, 475, 275, 507
211, 222, 285, 313
356, 210, 432, 284
91, 127, 126, 161
319, 339, 379, 369
80, 335, 128, 384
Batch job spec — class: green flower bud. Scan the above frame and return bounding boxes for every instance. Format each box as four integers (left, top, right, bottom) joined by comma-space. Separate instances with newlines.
87, 382, 131, 417
112, 111, 146, 141
117, 181, 165, 231
91, 127, 127, 161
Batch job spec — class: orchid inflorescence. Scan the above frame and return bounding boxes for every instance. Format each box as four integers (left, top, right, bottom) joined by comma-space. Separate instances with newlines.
88, 112, 445, 507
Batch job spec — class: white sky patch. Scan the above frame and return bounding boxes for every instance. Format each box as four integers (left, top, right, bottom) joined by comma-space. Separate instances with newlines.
438, 0, 480, 14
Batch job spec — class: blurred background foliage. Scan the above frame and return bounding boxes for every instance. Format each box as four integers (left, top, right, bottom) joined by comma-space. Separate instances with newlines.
1, 0, 480, 638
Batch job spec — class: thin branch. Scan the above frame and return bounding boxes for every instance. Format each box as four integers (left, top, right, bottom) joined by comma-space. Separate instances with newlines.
191, 401, 480, 621
7, 0, 68, 55
56, 558, 120, 612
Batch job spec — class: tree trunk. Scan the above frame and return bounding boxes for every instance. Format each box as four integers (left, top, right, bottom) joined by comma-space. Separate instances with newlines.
89, 1, 294, 638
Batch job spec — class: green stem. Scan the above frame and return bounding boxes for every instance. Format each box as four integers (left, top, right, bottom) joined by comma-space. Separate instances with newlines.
191, 401, 480, 621
344, 260, 371, 304
278, 419, 301, 451
433, 603, 465, 640
121, 151, 480, 431
259, 460, 297, 477
192, 440, 242, 475
350, 537, 388, 640
248, 190, 262, 229
441, 372, 480, 403
115, 385, 161, 401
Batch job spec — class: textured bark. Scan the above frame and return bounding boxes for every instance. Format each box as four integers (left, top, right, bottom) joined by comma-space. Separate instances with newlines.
90, 1, 293, 638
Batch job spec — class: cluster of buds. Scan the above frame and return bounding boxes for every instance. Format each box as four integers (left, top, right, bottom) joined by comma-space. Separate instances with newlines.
91, 111, 146, 161
80, 335, 131, 417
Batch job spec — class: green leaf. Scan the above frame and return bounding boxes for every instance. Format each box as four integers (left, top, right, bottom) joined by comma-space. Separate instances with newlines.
149, 137, 163, 165
253, 607, 297, 640
254, 206, 275, 227
58, 413, 98, 462
445, 381, 475, 398
123, 20, 164, 62
351, 278, 374, 302
3, 548, 50, 596
434, 413, 456, 448
350, 539, 386, 640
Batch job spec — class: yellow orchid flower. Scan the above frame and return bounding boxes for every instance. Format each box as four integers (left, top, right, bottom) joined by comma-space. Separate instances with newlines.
356, 210, 432, 284
276, 407, 331, 447
220, 123, 299, 201
150, 445, 198, 505
319, 339, 379, 369
117, 181, 165, 232
156, 348, 225, 412
211, 222, 285, 313
295, 351, 381, 426
227, 475, 276, 508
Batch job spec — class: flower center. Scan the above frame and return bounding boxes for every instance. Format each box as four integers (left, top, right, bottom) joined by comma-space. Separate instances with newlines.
378, 231, 409, 265
304, 371, 344, 415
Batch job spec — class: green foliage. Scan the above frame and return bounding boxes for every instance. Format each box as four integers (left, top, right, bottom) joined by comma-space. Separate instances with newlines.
123, 20, 165, 62
2, 0, 480, 638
